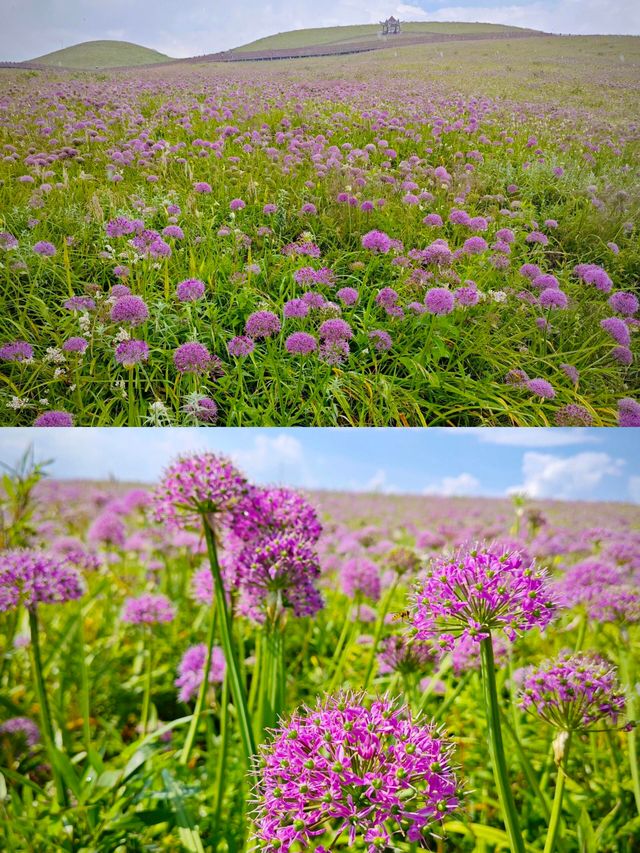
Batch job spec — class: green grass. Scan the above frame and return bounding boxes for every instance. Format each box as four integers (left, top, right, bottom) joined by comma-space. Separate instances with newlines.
234, 21, 536, 52
30, 40, 171, 69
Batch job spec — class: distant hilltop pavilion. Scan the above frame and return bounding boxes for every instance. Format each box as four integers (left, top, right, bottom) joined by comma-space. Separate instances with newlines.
381, 16, 401, 35
380, 15, 400, 36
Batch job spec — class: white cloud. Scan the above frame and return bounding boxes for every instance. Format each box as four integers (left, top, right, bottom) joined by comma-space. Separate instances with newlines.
465, 427, 599, 448
229, 433, 309, 483
628, 475, 640, 504
508, 451, 625, 499
424, 471, 482, 496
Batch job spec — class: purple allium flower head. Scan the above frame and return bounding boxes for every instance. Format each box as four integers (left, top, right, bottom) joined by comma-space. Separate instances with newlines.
618, 397, 640, 427
341, 556, 381, 601
189, 396, 218, 423
462, 236, 488, 255
230, 198, 246, 211
526, 378, 556, 399
0, 716, 41, 748
194, 181, 212, 193
517, 653, 626, 730
33, 411, 73, 427
368, 330, 392, 351
424, 288, 454, 316
115, 339, 149, 367
600, 317, 631, 346
0, 550, 85, 612
122, 593, 176, 625
319, 339, 349, 365
0, 340, 33, 362
0, 232, 19, 251
62, 336, 88, 354
51, 536, 100, 573
455, 285, 479, 307
87, 512, 126, 548
245, 311, 281, 339
232, 485, 322, 544
227, 335, 255, 357
409, 544, 556, 650
283, 298, 310, 319
553, 559, 639, 623
110, 295, 149, 326
285, 332, 317, 355
64, 296, 96, 312
423, 213, 443, 227
573, 263, 613, 293
539, 289, 568, 309
163, 225, 184, 239
238, 533, 323, 618
375, 287, 398, 308
263, 203, 277, 214
361, 229, 393, 253
252, 692, 459, 853
525, 231, 548, 246
336, 287, 358, 306
520, 263, 542, 281
560, 363, 579, 385
554, 404, 593, 427
176, 278, 205, 302
152, 452, 248, 529
378, 634, 437, 675
173, 342, 211, 375
175, 643, 225, 702
608, 292, 638, 316
612, 346, 633, 366
318, 318, 353, 342
33, 241, 56, 257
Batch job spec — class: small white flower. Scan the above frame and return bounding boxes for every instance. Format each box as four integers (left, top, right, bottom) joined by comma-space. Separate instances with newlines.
8, 396, 29, 410
38, 398, 49, 406
53, 367, 66, 379
115, 327, 130, 342
44, 347, 66, 364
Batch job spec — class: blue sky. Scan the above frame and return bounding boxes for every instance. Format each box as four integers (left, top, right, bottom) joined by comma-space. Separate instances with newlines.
0, 428, 638, 504
1, 1, 637, 61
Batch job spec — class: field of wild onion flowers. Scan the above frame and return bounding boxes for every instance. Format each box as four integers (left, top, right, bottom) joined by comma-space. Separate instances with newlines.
0, 37, 639, 427
1, 450, 639, 851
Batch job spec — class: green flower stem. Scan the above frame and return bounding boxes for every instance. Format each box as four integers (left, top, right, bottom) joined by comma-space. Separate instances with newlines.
180, 598, 218, 765
543, 733, 571, 853
619, 645, 640, 815
28, 608, 68, 807
480, 636, 525, 853
202, 514, 256, 764
212, 674, 230, 834
140, 633, 153, 737
127, 368, 137, 427
77, 616, 92, 757
362, 576, 399, 689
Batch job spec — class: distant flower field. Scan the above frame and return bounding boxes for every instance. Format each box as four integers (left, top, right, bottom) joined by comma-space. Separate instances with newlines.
0, 57, 638, 425
0, 453, 639, 850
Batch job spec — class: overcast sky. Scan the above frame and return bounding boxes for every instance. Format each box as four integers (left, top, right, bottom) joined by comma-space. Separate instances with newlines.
1, 428, 638, 504
1, 1, 638, 61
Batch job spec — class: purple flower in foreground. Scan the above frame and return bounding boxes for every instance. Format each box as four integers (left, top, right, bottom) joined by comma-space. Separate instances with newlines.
64, 296, 96, 312
410, 544, 556, 650
0, 550, 85, 612
176, 278, 205, 302
187, 396, 218, 423
609, 292, 638, 316
252, 693, 459, 853
115, 339, 149, 367
336, 287, 358, 306
33, 240, 56, 257
600, 317, 631, 347
526, 378, 556, 399
152, 452, 248, 529
62, 336, 88, 354
87, 512, 126, 548
232, 486, 322, 544
245, 311, 281, 339
122, 593, 176, 625
0, 717, 40, 748
238, 533, 323, 618
341, 556, 381, 602
425, 288, 454, 316
33, 411, 73, 427
554, 404, 593, 427
361, 229, 393, 253
110, 295, 149, 326
318, 318, 353, 342
227, 335, 255, 357
518, 653, 626, 730
368, 329, 392, 351
0, 341, 33, 362
173, 342, 211, 374
618, 397, 640, 426
175, 643, 225, 702
285, 332, 317, 355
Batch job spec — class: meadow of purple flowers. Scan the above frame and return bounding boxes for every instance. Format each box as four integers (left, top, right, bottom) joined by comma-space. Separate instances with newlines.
0, 38, 638, 426
0, 450, 639, 850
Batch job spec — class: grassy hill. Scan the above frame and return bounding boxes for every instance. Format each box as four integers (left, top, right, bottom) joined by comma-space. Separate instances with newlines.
31, 40, 171, 68
235, 21, 538, 52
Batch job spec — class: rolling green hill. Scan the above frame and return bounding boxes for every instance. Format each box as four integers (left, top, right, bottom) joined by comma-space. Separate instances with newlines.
235, 21, 538, 52
30, 40, 171, 68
